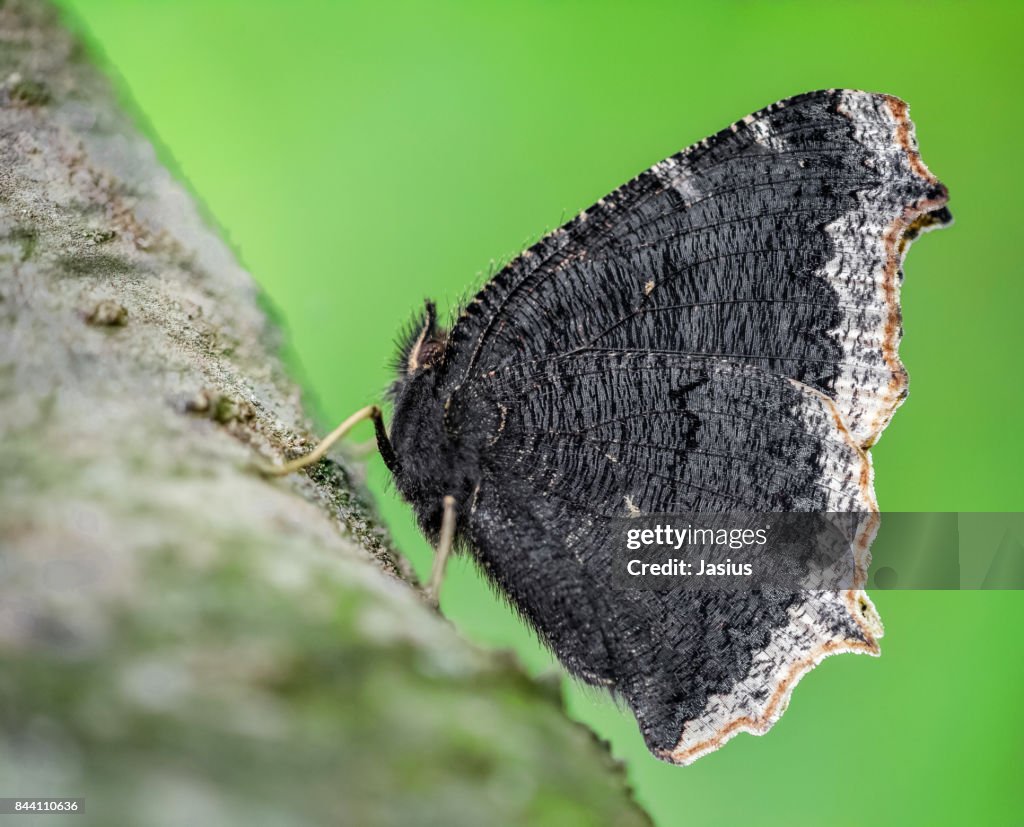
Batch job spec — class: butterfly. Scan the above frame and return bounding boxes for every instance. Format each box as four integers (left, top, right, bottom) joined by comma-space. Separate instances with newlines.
266, 89, 950, 764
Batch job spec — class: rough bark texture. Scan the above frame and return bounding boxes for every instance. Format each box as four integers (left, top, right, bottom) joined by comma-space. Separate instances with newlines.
0, 2, 650, 824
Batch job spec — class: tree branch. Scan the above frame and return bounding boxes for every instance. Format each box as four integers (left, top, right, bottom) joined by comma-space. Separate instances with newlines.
0, 2, 649, 823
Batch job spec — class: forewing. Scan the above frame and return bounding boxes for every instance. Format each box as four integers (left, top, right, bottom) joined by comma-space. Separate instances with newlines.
463, 353, 883, 763
444, 89, 949, 446
441, 90, 949, 763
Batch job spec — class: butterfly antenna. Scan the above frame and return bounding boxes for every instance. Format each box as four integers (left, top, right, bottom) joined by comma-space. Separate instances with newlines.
425, 494, 457, 607
256, 404, 396, 476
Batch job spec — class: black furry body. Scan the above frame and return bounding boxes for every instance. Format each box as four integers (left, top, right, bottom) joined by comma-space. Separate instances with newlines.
380, 90, 949, 762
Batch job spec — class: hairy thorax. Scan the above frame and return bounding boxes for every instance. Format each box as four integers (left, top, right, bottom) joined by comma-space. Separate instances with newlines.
386, 303, 491, 538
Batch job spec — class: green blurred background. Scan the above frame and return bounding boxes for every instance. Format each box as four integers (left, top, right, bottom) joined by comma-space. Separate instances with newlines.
54, 1, 1023, 824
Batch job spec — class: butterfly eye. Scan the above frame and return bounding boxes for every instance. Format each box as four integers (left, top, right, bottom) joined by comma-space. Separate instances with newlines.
401, 300, 447, 375
408, 335, 446, 373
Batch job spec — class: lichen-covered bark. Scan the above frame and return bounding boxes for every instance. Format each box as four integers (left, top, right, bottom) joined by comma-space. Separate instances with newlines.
0, 2, 649, 824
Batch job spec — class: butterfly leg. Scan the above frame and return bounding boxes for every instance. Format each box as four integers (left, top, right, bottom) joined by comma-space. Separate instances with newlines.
425, 495, 457, 607
257, 404, 390, 476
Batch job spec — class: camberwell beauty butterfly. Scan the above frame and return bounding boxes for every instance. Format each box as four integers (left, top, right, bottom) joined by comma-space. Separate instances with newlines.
265, 89, 950, 764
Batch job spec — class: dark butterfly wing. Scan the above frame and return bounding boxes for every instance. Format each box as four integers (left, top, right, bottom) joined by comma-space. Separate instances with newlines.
442, 89, 950, 447
423, 90, 947, 762
460, 352, 882, 762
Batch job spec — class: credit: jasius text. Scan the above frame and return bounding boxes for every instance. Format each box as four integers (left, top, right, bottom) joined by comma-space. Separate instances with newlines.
624, 524, 769, 577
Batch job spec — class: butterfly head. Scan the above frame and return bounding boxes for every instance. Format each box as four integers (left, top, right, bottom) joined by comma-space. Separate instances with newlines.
386, 299, 478, 534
